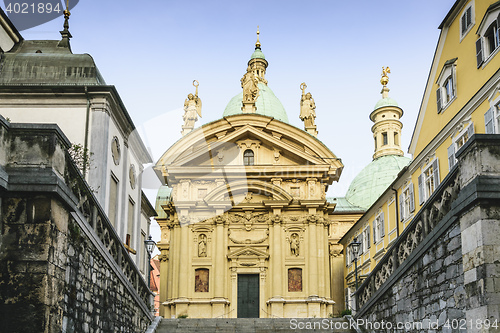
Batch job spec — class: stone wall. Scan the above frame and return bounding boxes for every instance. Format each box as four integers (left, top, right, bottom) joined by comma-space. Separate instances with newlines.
355, 135, 500, 332
0, 117, 152, 333
359, 217, 466, 330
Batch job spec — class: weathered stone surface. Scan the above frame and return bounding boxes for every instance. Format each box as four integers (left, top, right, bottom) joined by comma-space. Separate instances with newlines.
0, 123, 151, 333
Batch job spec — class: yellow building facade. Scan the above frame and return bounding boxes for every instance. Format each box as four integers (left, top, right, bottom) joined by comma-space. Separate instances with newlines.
154, 36, 355, 318
340, 0, 500, 311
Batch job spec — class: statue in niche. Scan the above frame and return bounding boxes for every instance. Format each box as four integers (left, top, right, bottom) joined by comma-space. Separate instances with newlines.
299, 82, 316, 127
198, 234, 207, 257
290, 233, 300, 256
241, 66, 259, 103
183, 80, 202, 128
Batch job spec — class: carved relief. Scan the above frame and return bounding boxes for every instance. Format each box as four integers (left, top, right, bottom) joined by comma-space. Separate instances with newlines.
374, 256, 394, 289
233, 211, 267, 230
273, 148, 280, 164
228, 229, 268, 244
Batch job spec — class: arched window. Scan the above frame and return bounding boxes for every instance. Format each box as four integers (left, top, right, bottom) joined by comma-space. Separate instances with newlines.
243, 149, 254, 166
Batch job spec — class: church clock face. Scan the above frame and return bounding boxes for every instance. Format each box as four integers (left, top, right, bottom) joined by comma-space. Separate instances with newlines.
129, 164, 136, 189
111, 136, 121, 165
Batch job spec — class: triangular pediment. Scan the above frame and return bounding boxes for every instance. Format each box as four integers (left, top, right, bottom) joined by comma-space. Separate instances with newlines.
155, 115, 343, 184
227, 246, 269, 259
163, 123, 334, 168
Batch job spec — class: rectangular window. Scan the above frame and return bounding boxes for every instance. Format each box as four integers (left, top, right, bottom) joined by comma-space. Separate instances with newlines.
362, 227, 370, 252
373, 212, 385, 244
140, 232, 146, 273
109, 175, 119, 228
444, 77, 454, 104
127, 198, 135, 247
485, 105, 500, 134
394, 132, 399, 146
418, 159, 440, 205
382, 132, 388, 145
461, 6, 473, 36
399, 184, 415, 222
448, 123, 474, 170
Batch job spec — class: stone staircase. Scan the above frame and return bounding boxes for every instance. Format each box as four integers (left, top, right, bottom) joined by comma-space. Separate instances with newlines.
155, 318, 357, 332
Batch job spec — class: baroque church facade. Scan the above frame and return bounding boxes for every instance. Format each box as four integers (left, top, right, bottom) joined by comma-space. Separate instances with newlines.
154, 32, 356, 319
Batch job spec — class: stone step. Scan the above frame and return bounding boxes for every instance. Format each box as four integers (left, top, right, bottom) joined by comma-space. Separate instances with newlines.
155, 318, 356, 333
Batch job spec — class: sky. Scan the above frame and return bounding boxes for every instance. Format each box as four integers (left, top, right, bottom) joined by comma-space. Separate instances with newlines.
5, 0, 457, 242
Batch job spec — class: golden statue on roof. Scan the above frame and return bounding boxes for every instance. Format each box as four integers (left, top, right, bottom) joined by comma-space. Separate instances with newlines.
381, 66, 391, 86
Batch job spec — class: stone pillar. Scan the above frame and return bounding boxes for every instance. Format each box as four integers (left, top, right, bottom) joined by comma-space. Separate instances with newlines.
212, 214, 226, 317
308, 216, 318, 297
456, 135, 500, 332
178, 223, 189, 299
269, 212, 284, 317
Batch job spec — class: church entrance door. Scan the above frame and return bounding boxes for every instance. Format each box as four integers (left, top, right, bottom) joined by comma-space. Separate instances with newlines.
237, 274, 259, 318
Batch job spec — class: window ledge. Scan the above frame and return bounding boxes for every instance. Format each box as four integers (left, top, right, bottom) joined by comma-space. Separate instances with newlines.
460, 24, 474, 42
481, 46, 500, 69
373, 248, 386, 261
439, 95, 457, 114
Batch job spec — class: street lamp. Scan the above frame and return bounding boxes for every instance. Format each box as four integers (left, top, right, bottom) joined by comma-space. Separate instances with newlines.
144, 236, 156, 291
349, 237, 361, 313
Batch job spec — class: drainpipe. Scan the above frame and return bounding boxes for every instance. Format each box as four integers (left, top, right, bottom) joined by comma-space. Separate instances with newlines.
392, 188, 399, 237
83, 86, 91, 176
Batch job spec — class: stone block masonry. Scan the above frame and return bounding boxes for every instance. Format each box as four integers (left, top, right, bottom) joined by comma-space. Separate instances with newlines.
355, 135, 500, 332
0, 116, 152, 333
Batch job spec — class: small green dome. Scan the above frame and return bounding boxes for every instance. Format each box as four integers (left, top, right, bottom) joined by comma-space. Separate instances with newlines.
223, 83, 289, 123
374, 97, 398, 110
345, 155, 410, 209
251, 48, 265, 60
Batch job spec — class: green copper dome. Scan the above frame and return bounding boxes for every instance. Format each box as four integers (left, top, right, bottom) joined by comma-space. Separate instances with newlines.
345, 155, 410, 209
374, 97, 399, 110
155, 185, 172, 219
251, 48, 265, 60
223, 83, 289, 123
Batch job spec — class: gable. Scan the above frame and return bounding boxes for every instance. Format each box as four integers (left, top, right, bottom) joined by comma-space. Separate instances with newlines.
156, 114, 343, 183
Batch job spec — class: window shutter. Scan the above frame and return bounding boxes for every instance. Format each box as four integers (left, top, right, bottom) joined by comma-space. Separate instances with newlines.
461, 12, 467, 35
497, 13, 500, 46
418, 174, 424, 205
485, 108, 494, 134
467, 7, 472, 28
367, 227, 371, 248
380, 212, 385, 237
409, 184, 415, 213
359, 232, 364, 253
467, 123, 474, 140
476, 38, 484, 68
373, 223, 377, 244
436, 88, 442, 112
432, 159, 440, 188
448, 144, 456, 170
399, 193, 404, 221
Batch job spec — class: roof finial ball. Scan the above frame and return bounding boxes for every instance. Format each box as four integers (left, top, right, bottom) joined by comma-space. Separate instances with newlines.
380, 66, 390, 87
